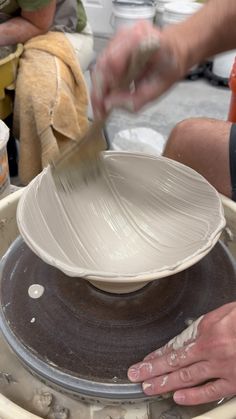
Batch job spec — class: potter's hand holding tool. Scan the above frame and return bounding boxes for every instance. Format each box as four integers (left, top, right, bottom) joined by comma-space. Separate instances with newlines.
128, 302, 236, 406
91, 0, 236, 117
51, 40, 159, 188
91, 20, 182, 117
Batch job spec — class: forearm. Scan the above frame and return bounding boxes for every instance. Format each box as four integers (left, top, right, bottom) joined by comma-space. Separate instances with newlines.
0, 17, 49, 46
163, 0, 236, 75
92, 0, 236, 114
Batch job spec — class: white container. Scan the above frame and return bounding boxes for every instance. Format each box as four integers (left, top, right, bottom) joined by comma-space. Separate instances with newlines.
212, 50, 236, 79
0, 120, 10, 200
112, 3, 156, 32
161, 1, 202, 73
155, 0, 195, 27
162, 1, 202, 26
112, 127, 165, 155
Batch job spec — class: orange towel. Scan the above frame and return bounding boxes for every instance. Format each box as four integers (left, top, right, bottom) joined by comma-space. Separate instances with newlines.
14, 31, 89, 185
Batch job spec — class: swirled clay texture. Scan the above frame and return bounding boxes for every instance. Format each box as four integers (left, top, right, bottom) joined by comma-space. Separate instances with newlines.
17, 152, 225, 292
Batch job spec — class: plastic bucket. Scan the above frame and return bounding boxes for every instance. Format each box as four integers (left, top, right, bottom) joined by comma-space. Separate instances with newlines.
162, 1, 202, 73
111, 3, 155, 32
112, 127, 165, 155
155, 0, 195, 27
162, 1, 202, 26
0, 120, 10, 200
212, 50, 236, 79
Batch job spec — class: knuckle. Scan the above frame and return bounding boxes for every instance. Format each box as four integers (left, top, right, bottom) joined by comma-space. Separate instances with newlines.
204, 382, 219, 399
197, 363, 210, 378
166, 351, 179, 367
179, 368, 192, 383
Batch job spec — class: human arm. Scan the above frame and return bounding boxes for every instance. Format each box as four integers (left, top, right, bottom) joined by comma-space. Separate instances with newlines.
91, 0, 236, 117
0, 0, 56, 46
127, 302, 236, 406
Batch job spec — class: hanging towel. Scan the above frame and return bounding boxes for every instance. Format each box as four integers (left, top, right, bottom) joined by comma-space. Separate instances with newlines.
14, 31, 89, 185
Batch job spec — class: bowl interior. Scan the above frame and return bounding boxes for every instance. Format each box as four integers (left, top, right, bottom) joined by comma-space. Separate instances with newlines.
17, 152, 225, 289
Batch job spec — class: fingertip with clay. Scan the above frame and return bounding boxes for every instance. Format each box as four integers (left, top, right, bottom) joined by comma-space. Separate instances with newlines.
127, 366, 140, 382
128, 361, 153, 383
142, 382, 153, 395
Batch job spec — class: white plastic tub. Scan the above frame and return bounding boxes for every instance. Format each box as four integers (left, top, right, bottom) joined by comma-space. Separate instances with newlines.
111, 3, 155, 32
155, 0, 195, 27
161, 1, 202, 73
112, 127, 165, 155
0, 188, 23, 258
0, 120, 10, 200
162, 1, 202, 26
212, 50, 236, 79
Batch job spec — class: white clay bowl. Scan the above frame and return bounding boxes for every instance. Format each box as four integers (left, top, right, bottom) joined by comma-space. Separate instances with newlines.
17, 152, 225, 294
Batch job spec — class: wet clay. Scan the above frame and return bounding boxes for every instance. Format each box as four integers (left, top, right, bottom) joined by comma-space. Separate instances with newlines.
167, 315, 204, 351
17, 152, 225, 293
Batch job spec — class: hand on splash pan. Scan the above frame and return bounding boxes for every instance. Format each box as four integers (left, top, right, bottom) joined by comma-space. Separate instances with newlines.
91, 20, 185, 119
128, 302, 236, 406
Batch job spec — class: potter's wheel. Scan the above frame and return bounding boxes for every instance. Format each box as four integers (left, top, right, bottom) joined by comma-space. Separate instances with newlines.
0, 237, 236, 403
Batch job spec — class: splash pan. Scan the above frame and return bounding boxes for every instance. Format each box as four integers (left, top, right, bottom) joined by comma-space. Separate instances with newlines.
17, 152, 225, 293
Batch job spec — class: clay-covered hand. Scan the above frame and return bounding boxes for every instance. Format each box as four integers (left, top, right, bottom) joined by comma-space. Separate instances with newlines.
128, 302, 236, 405
91, 20, 184, 118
